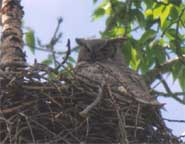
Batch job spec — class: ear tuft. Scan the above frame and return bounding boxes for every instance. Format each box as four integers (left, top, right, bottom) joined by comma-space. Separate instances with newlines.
76, 38, 86, 46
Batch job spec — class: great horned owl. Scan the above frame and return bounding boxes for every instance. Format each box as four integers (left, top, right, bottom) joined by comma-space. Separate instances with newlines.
74, 38, 174, 143
75, 38, 159, 105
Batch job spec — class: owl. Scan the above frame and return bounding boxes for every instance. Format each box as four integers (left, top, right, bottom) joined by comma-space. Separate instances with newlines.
74, 38, 175, 143
74, 38, 160, 106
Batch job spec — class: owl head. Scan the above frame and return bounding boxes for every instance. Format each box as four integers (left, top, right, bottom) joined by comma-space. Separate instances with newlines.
76, 38, 126, 64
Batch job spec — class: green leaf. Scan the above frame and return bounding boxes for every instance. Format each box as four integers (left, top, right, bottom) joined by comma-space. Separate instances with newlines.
143, 0, 153, 8
92, 0, 111, 20
178, 66, 185, 91
180, 7, 185, 27
101, 26, 125, 38
68, 56, 76, 63
160, 4, 173, 28
132, 9, 145, 27
25, 30, 35, 54
93, 8, 105, 20
48, 72, 58, 81
122, 39, 132, 64
130, 48, 140, 70
165, 28, 176, 40
93, 0, 98, 3
162, 0, 169, 4
140, 30, 156, 44
41, 55, 53, 65
140, 57, 151, 74
169, 0, 182, 6
172, 62, 182, 81
170, 6, 179, 20
155, 47, 166, 63
112, 27, 125, 36
153, 5, 164, 19
133, 1, 141, 8
144, 9, 153, 17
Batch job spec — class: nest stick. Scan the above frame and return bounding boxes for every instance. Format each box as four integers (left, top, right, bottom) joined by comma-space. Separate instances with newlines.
79, 81, 105, 117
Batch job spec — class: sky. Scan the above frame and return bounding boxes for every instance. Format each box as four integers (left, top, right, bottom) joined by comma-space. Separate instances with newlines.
22, 0, 185, 139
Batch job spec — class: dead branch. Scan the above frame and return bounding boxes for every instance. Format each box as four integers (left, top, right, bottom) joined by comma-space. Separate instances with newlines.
55, 38, 71, 71
0, 100, 36, 114
107, 84, 129, 144
79, 81, 105, 117
0, 63, 181, 143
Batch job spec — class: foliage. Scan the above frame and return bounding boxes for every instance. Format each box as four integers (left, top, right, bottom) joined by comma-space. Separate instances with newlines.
92, 0, 185, 104
25, 28, 35, 54
24, 18, 77, 80
23, 1, 185, 105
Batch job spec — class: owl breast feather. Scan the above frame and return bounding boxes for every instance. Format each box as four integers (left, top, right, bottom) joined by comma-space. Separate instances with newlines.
75, 61, 161, 106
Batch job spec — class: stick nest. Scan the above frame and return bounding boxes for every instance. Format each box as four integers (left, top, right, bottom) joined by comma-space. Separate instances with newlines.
0, 63, 181, 144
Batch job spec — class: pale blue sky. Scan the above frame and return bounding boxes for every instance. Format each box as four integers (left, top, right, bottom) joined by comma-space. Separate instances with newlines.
22, 0, 185, 139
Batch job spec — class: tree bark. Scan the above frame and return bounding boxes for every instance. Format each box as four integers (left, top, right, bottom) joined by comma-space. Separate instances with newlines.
0, 0, 25, 70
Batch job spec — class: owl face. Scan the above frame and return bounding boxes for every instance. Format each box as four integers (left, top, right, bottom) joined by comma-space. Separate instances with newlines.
76, 38, 126, 64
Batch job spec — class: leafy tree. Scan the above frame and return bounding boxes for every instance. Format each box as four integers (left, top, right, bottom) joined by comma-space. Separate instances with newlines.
24, 17, 77, 79
0, 0, 184, 143
92, 0, 185, 104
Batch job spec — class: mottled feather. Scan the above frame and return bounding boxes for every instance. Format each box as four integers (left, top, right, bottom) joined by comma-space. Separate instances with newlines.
75, 38, 160, 106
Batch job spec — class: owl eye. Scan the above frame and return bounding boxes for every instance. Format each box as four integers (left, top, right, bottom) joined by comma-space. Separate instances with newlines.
100, 45, 117, 58
84, 46, 91, 52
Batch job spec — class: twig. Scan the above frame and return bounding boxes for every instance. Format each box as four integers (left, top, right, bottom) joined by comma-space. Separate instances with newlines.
55, 39, 71, 71
107, 84, 129, 144
158, 74, 172, 94
85, 117, 89, 137
163, 118, 185, 123
46, 17, 63, 67
152, 90, 185, 104
19, 113, 36, 143
79, 81, 105, 117
50, 17, 63, 46
0, 100, 36, 114
34, 45, 78, 55
30, 119, 57, 136
62, 39, 71, 65
134, 103, 141, 138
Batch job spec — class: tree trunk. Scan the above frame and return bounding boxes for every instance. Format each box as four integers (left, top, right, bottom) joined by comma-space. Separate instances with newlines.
0, 0, 25, 70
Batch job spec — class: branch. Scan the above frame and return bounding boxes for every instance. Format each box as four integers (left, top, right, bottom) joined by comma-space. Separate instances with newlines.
61, 39, 71, 65
33, 45, 78, 55
55, 39, 71, 71
158, 74, 172, 94
145, 7, 185, 84
175, 7, 185, 59
144, 55, 185, 84
79, 81, 105, 117
45, 17, 63, 67
163, 118, 185, 123
107, 84, 129, 144
152, 90, 185, 104
0, 100, 36, 114
49, 17, 63, 46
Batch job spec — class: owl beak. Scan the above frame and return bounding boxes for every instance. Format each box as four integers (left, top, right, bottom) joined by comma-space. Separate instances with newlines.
90, 49, 96, 63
